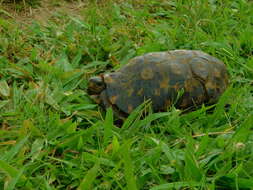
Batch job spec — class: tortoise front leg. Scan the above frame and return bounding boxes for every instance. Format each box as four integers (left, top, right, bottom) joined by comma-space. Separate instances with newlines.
100, 91, 127, 120
100, 91, 111, 109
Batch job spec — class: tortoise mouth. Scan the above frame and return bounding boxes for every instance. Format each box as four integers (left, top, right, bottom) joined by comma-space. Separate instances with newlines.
87, 87, 101, 95
90, 95, 102, 104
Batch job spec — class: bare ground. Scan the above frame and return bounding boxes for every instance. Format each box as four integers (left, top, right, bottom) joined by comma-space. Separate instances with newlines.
0, 0, 87, 24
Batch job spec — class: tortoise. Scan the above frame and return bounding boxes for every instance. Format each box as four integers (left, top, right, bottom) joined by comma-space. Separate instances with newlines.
87, 50, 229, 117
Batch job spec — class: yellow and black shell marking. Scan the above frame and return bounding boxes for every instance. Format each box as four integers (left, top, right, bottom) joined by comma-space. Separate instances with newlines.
97, 50, 229, 115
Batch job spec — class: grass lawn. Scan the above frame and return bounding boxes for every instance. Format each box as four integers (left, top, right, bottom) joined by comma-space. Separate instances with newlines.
0, 0, 253, 189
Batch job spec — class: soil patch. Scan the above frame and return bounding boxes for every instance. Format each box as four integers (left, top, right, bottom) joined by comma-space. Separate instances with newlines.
0, 0, 87, 24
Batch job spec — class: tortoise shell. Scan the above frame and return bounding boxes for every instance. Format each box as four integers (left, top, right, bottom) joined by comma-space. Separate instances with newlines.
88, 50, 229, 116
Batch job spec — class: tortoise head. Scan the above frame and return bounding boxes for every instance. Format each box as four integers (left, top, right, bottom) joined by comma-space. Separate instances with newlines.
87, 76, 106, 95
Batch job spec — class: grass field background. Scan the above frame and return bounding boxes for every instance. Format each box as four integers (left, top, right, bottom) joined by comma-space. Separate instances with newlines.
0, 0, 253, 189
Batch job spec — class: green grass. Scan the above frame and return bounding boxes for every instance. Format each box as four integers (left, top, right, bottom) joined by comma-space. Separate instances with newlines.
0, 0, 253, 189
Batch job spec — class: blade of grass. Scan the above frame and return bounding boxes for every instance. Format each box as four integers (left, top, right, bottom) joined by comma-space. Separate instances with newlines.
121, 100, 150, 130
150, 181, 202, 190
0, 79, 10, 97
0, 136, 29, 161
103, 108, 114, 147
0, 160, 32, 188
121, 140, 138, 190
231, 115, 253, 143
78, 163, 100, 190
5, 167, 24, 190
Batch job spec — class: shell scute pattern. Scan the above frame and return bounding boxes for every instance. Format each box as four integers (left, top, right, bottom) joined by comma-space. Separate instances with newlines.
189, 57, 210, 81
105, 54, 172, 113
99, 50, 228, 115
